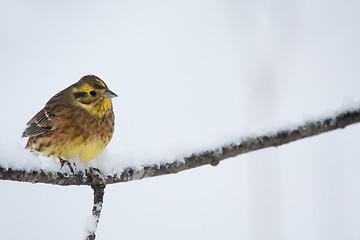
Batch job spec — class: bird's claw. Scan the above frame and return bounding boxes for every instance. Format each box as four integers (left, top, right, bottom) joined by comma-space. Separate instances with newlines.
59, 158, 75, 174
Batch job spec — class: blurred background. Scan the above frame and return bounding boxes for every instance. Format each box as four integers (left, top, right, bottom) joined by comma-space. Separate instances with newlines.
1, 0, 360, 239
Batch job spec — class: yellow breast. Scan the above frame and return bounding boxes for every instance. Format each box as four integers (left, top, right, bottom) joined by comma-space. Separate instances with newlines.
62, 138, 108, 161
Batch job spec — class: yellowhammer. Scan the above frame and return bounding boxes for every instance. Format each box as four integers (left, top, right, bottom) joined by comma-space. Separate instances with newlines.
22, 75, 117, 171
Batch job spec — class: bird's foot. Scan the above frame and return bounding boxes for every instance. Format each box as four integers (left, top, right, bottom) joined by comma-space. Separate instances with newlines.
59, 158, 75, 174
86, 167, 102, 177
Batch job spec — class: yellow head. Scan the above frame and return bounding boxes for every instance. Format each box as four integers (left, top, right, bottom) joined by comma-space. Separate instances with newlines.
71, 75, 117, 118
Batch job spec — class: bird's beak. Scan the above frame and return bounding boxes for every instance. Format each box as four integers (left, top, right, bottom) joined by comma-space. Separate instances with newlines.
103, 89, 118, 99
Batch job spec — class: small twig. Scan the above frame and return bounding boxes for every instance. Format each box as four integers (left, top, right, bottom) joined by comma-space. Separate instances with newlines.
86, 183, 106, 240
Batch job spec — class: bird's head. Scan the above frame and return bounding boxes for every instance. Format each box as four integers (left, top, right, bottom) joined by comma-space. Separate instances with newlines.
71, 75, 117, 117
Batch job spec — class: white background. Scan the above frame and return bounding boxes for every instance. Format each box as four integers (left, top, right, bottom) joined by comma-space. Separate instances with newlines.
1, 0, 360, 239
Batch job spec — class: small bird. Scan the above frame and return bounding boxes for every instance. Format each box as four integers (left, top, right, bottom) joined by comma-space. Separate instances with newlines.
22, 75, 117, 172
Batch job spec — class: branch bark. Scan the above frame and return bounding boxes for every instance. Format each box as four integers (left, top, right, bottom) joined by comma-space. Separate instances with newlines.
1, 106, 360, 186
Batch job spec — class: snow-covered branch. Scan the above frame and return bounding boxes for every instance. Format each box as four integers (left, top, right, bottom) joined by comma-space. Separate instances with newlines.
1, 106, 360, 186
2, 106, 360, 240
86, 183, 106, 240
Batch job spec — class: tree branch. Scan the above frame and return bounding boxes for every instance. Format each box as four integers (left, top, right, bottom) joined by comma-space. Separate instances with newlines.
1, 106, 360, 186
86, 183, 106, 240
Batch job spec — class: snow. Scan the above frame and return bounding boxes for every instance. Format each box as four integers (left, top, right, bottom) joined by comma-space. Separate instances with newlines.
84, 203, 102, 238
0, 141, 195, 175
84, 214, 98, 238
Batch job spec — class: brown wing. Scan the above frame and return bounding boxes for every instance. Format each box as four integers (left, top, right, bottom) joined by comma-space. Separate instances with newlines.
22, 90, 68, 138
22, 109, 54, 137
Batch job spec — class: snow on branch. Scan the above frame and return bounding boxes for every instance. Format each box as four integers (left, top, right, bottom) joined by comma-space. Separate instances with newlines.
1, 106, 360, 186
85, 183, 106, 240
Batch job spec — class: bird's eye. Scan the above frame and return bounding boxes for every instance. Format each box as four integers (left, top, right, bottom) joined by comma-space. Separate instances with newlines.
89, 91, 96, 96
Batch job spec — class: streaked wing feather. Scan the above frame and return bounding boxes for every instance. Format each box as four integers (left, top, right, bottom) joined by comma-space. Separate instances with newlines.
27, 109, 51, 125
22, 109, 55, 137
22, 123, 52, 137
22, 91, 66, 138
